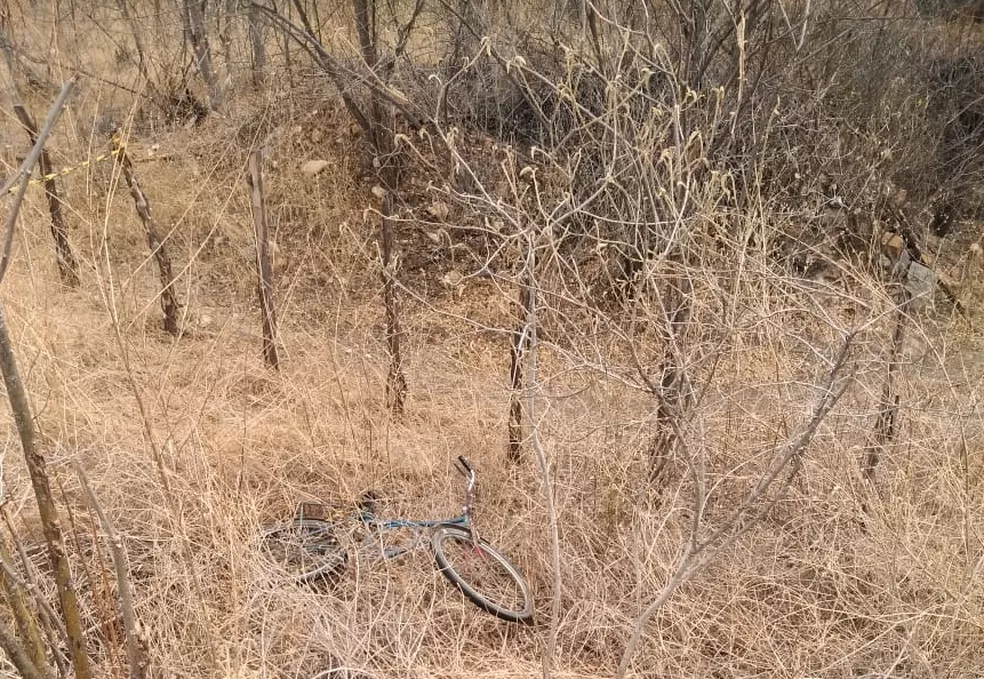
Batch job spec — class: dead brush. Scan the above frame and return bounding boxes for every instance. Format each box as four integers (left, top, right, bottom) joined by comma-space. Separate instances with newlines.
0, 1, 982, 678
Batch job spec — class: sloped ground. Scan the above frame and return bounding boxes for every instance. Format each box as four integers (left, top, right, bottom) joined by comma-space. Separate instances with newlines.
0, 104, 981, 678
1, 9, 984, 679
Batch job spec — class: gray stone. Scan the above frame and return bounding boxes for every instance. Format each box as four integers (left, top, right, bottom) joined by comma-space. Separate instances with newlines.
301, 159, 329, 177
906, 261, 938, 306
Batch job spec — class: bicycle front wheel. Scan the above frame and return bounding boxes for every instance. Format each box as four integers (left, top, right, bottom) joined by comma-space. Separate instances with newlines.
259, 518, 348, 583
431, 525, 533, 624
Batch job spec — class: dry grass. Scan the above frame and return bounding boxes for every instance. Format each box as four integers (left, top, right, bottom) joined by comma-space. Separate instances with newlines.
0, 3, 983, 679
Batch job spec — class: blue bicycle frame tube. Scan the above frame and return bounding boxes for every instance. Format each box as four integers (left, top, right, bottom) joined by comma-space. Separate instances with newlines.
363, 514, 469, 531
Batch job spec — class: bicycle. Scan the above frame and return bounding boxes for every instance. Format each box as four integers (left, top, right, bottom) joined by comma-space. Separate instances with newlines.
258, 456, 534, 624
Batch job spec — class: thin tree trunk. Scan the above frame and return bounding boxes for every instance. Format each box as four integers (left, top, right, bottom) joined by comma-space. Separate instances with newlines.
0, 614, 44, 679
513, 226, 563, 679
352, 0, 408, 412
0, 505, 70, 678
352, 0, 377, 67
616, 337, 856, 679
76, 465, 149, 679
248, 3, 267, 88
862, 284, 909, 482
0, 537, 46, 673
115, 0, 151, 84
508, 281, 533, 462
0, 309, 91, 679
216, 0, 235, 70
0, 77, 91, 679
13, 104, 80, 287
380, 171, 407, 412
112, 134, 182, 336
647, 275, 693, 486
184, 0, 221, 110
278, 0, 293, 85
247, 150, 280, 369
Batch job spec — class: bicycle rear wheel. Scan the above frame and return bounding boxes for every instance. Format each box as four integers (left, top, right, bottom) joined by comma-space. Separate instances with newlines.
259, 518, 348, 583
431, 525, 533, 624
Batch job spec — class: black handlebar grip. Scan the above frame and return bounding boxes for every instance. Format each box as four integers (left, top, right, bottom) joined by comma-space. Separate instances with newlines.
458, 455, 474, 472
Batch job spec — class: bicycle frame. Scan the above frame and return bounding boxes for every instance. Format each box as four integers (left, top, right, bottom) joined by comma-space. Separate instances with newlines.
357, 512, 469, 560
307, 455, 482, 561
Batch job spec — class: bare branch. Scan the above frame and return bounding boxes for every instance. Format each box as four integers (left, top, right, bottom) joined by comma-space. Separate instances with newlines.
75, 465, 149, 679
615, 333, 857, 679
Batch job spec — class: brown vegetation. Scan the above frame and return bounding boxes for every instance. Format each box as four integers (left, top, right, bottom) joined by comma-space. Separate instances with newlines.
0, 1, 983, 678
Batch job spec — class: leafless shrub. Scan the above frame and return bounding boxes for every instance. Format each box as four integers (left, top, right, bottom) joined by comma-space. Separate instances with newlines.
1, 2, 982, 678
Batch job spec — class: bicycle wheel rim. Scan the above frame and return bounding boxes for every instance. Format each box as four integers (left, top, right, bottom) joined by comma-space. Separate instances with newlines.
431, 526, 533, 623
259, 518, 347, 582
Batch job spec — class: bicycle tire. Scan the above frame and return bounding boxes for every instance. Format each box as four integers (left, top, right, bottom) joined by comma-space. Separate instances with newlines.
259, 518, 348, 583
431, 525, 533, 624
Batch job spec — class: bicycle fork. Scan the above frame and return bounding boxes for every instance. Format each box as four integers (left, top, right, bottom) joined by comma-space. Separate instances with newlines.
456, 455, 483, 549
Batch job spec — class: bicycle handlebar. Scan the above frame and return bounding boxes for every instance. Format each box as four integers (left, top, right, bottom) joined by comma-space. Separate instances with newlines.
457, 457, 477, 526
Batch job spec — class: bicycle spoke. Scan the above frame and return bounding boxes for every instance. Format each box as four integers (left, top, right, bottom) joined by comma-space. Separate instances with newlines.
261, 520, 347, 581
434, 529, 531, 620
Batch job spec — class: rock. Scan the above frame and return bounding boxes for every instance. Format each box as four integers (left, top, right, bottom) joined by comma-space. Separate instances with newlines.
880, 232, 907, 273
907, 261, 937, 306
301, 159, 329, 177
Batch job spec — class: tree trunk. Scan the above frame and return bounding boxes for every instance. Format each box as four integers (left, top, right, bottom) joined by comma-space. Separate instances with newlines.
352, 0, 408, 412
76, 466, 149, 679
0, 537, 46, 673
115, 0, 151, 84
113, 134, 182, 336
184, 0, 221, 111
647, 275, 693, 486
0, 615, 44, 679
508, 281, 533, 462
0, 76, 89, 678
13, 104, 80, 288
862, 280, 910, 483
247, 150, 280, 369
248, 4, 267, 88
0, 306, 91, 679
380, 164, 407, 412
